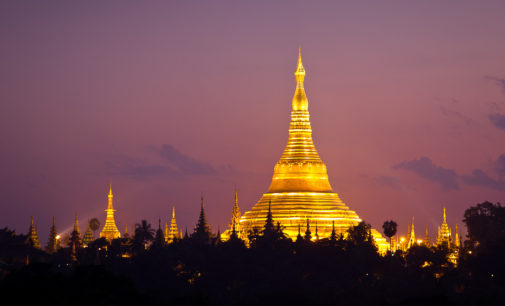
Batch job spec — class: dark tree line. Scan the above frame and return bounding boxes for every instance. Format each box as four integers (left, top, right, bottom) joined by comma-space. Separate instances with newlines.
1, 201, 505, 305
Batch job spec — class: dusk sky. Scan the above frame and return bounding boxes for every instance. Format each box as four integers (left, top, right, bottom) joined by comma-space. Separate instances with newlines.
1, 1, 505, 242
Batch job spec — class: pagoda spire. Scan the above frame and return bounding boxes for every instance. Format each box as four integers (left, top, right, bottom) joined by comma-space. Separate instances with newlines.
267, 48, 331, 193
46, 216, 59, 253
407, 217, 415, 248
100, 184, 121, 241
194, 196, 211, 243
424, 227, 431, 247
27, 216, 41, 249
83, 219, 94, 246
164, 221, 169, 243
228, 188, 241, 236
69, 213, 82, 249
124, 224, 129, 239
167, 207, 179, 243
154, 218, 165, 247
454, 223, 461, 249
238, 50, 389, 252
437, 207, 451, 247
74, 213, 81, 236
329, 220, 337, 242
264, 201, 274, 233
304, 218, 312, 242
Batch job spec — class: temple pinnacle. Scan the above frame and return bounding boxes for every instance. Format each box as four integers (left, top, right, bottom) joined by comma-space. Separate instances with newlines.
100, 184, 121, 241
295, 47, 305, 79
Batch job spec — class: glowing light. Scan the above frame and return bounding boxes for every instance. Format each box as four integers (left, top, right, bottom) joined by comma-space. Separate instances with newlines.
100, 185, 121, 241
238, 50, 389, 253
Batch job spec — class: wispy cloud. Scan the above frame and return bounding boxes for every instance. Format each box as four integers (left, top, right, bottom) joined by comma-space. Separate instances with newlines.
104, 144, 236, 181
440, 106, 472, 125
393, 155, 505, 191
485, 76, 505, 93
494, 154, 505, 179
461, 169, 505, 191
489, 113, 505, 130
104, 155, 179, 181
159, 144, 216, 175
393, 157, 459, 190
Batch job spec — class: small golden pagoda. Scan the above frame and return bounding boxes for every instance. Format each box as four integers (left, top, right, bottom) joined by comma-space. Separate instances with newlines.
424, 227, 431, 247
27, 216, 41, 249
99, 185, 121, 241
407, 217, 416, 248
240, 50, 387, 252
222, 189, 242, 240
166, 207, 180, 243
83, 220, 94, 246
436, 207, 451, 248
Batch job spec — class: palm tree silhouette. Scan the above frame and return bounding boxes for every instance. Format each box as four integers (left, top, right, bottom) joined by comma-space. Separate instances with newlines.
135, 220, 155, 249
382, 220, 398, 252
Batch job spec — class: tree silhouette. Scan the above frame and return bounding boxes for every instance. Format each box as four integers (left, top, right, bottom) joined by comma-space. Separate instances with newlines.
463, 201, 505, 249
382, 220, 397, 252
348, 221, 372, 245
134, 220, 155, 250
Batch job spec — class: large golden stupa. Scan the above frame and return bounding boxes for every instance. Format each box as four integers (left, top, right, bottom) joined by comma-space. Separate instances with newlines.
240, 50, 387, 251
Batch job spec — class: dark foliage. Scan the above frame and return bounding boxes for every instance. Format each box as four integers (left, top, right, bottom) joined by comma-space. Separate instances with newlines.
1, 201, 505, 305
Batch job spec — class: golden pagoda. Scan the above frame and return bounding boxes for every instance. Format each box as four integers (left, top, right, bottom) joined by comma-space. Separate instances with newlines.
436, 207, 451, 248
424, 227, 431, 247
83, 220, 94, 246
407, 217, 416, 248
222, 189, 242, 240
99, 185, 121, 241
27, 216, 41, 249
454, 224, 461, 249
166, 207, 180, 243
240, 50, 387, 252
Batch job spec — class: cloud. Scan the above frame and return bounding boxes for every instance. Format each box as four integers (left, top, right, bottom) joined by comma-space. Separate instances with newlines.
103, 144, 229, 180
159, 144, 216, 175
489, 113, 505, 130
494, 154, 505, 179
375, 175, 402, 190
393, 157, 459, 190
104, 156, 179, 181
461, 169, 505, 191
440, 106, 472, 125
392, 155, 505, 191
485, 76, 505, 93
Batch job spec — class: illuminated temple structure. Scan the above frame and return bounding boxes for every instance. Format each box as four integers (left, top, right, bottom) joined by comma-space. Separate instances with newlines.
99, 185, 121, 241
239, 50, 388, 251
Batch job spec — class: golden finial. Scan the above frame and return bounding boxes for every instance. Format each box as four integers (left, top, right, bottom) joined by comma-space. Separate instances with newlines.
109, 182, 113, 196
295, 47, 305, 80
172, 206, 175, 218
292, 48, 308, 111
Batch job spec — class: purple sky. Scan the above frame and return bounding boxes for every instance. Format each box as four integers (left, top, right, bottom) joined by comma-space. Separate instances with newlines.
1, 1, 505, 243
